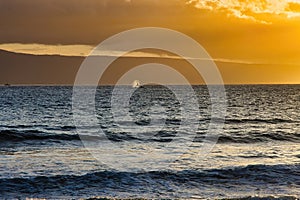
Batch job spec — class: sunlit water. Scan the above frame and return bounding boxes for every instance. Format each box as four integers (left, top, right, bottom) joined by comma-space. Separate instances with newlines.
0, 85, 299, 199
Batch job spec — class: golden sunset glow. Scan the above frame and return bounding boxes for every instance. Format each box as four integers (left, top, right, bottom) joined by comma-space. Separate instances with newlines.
0, 0, 299, 84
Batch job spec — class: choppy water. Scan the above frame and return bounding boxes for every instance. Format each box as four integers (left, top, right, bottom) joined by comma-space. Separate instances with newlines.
0, 85, 299, 199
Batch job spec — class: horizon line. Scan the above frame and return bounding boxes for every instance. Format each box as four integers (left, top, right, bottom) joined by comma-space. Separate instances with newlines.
1, 83, 300, 87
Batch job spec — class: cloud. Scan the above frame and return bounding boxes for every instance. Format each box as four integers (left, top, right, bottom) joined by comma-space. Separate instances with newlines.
0, 43, 93, 57
0, 0, 187, 45
187, 0, 300, 23
2, 43, 297, 66
0, 43, 177, 58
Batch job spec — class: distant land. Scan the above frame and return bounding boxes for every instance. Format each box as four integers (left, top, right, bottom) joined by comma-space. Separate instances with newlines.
0, 49, 299, 85
0, 50, 82, 85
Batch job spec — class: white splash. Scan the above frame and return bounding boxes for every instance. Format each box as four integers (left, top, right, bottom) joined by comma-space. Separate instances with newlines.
132, 80, 141, 88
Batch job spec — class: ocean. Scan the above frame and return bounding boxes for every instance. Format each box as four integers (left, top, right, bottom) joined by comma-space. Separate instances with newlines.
0, 85, 299, 199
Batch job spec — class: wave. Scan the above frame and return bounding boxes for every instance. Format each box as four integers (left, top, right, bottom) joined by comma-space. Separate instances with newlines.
202, 118, 298, 124
1, 129, 299, 144
195, 131, 300, 143
1, 125, 76, 131
219, 197, 299, 200
225, 118, 297, 124
0, 130, 144, 144
86, 196, 299, 200
218, 133, 300, 143
0, 130, 80, 142
44, 125, 76, 131
0, 164, 299, 199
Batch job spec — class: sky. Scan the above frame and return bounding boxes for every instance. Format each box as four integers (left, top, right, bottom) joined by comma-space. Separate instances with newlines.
0, 0, 300, 84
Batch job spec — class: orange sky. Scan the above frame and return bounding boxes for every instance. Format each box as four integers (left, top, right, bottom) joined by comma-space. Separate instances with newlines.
0, 0, 300, 84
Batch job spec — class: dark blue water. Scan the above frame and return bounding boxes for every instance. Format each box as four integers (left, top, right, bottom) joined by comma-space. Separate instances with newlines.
0, 85, 299, 199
